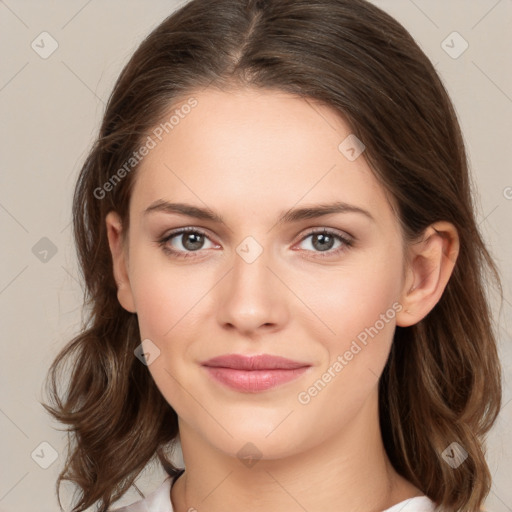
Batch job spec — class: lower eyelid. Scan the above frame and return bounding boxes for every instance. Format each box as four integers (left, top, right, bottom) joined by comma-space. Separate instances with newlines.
160, 228, 353, 256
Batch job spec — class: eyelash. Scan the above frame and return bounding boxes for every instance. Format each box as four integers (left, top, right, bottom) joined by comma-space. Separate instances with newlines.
157, 227, 354, 260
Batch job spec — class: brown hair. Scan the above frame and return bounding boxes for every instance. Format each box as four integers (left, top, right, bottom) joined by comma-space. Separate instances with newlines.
43, 0, 503, 511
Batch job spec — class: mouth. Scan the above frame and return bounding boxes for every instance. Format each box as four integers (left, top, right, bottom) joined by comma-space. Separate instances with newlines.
201, 354, 311, 393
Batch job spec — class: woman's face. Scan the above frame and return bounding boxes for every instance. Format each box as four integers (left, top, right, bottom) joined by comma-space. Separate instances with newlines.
108, 87, 411, 460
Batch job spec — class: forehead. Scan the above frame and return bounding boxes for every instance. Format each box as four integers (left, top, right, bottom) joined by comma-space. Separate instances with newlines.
130, 87, 395, 227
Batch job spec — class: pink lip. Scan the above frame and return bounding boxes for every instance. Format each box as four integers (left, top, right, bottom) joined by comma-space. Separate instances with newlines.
201, 354, 311, 393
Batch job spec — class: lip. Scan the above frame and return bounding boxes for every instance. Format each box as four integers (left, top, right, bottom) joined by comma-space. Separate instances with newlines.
201, 354, 310, 370
201, 354, 311, 393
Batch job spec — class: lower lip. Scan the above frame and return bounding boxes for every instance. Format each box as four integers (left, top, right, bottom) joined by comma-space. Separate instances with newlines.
203, 366, 310, 392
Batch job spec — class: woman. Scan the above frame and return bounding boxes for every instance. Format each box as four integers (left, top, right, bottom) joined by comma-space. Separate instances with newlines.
44, 1, 503, 511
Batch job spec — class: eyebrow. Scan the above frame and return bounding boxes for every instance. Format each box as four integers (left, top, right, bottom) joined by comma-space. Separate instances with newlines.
143, 200, 375, 224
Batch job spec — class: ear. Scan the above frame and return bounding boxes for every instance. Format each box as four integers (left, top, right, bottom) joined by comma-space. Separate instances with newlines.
105, 210, 136, 313
396, 221, 459, 327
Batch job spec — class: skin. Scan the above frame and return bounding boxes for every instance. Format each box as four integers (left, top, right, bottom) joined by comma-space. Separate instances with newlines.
106, 87, 459, 512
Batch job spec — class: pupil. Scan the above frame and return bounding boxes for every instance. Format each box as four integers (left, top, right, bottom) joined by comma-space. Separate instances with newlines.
314, 233, 333, 251
184, 233, 203, 251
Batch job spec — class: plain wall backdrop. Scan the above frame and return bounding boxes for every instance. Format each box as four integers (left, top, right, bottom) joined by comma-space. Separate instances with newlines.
1, 1, 511, 511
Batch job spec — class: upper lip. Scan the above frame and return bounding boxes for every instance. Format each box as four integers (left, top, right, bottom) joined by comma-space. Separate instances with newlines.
201, 354, 311, 370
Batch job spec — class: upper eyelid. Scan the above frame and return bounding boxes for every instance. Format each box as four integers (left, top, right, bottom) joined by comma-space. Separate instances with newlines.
163, 227, 219, 248
163, 226, 352, 248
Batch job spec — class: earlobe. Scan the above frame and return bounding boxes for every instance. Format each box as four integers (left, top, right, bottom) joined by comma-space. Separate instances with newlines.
105, 211, 137, 313
396, 221, 459, 327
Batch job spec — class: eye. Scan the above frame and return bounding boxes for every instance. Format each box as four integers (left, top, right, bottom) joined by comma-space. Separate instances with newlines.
296, 229, 353, 258
158, 227, 217, 259
157, 227, 354, 260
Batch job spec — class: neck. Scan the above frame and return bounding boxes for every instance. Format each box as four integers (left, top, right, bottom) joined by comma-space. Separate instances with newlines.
170, 389, 422, 512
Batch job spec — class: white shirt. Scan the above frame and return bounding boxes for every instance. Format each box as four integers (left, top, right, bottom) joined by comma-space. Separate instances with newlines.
110, 472, 437, 512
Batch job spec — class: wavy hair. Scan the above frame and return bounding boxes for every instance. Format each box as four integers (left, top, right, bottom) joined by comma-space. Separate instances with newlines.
43, 0, 503, 510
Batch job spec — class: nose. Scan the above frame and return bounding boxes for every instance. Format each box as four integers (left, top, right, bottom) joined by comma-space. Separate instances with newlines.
216, 246, 289, 336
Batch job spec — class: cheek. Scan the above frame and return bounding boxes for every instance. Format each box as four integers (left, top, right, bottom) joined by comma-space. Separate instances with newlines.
128, 252, 208, 409
297, 250, 403, 348
293, 267, 401, 425
293, 252, 404, 415
129, 248, 210, 339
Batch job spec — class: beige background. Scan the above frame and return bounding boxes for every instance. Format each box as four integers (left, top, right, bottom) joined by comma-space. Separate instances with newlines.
0, 1, 511, 511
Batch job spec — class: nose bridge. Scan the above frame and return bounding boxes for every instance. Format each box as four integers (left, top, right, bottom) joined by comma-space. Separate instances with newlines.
216, 239, 287, 333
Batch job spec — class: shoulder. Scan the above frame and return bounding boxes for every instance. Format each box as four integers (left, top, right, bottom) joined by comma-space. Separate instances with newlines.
382, 495, 437, 512
109, 476, 174, 512
385, 496, 490, 512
